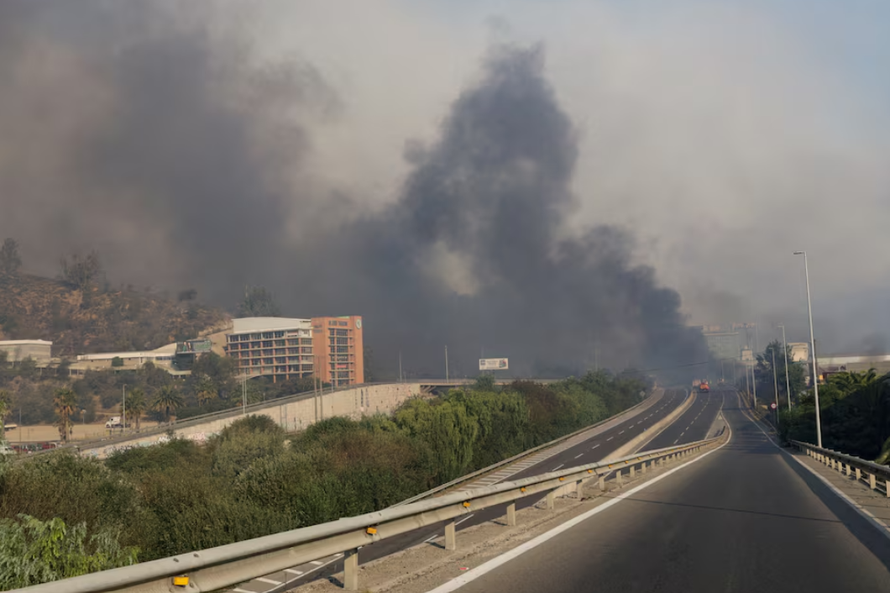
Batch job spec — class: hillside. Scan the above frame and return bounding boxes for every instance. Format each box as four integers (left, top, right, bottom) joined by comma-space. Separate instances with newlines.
0, 273, 229, 356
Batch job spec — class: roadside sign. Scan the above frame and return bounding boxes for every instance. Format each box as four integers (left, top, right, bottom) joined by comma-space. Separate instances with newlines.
479, 358, 509, 371
770, 402, 777, 410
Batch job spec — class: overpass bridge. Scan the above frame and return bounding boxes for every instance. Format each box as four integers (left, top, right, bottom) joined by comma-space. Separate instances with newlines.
11, 388, 890, 592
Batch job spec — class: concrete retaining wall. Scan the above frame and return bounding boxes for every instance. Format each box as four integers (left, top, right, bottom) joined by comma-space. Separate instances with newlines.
83, 383, 424, 459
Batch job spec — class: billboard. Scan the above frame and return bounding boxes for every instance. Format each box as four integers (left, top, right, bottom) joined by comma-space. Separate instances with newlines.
479, 358, 509, 371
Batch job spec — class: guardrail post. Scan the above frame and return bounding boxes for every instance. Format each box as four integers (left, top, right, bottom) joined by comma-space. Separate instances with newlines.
616, 469, 623, 486
545, 489, 556, 510
506, 502, 517, 526
344, 548, 359, 590
598, 475, 606, 492
869, 473, 877, 490
886, 479, 890, 498
445, 520, 456, 551
642, 461, 648, 474
630, 465, 636, 478
855, 468, 862, 483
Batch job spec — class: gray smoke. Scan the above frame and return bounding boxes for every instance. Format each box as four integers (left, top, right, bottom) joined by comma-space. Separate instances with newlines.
0, 2, 706, 377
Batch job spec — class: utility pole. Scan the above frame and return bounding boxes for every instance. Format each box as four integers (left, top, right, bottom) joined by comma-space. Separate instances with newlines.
794, 250, 823, 447
241, 375, 247, 414
779, 324, 792, 411
122, 385, 127, 434
772, 347, 780, 426
752, 360, 758, 411
445, 346, 449, 381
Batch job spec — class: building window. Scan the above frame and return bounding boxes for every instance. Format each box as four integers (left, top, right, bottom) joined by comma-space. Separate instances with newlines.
274, 331, 284, 338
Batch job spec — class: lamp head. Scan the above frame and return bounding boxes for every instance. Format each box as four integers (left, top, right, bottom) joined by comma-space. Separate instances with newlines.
793, 251, 805, 256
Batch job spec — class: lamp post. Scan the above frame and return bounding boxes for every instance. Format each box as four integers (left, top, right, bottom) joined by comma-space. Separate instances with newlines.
772, 347, 780, 426
778, 324, 792, 411
122, 385, 126, 434
794, 251, 823, 447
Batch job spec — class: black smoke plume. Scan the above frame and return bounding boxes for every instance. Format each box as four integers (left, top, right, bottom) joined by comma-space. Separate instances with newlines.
0, 2, 706, 379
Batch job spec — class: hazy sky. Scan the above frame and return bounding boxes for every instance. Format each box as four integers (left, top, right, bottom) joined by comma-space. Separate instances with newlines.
1, 0, 888, 365
256, 0, 890, 353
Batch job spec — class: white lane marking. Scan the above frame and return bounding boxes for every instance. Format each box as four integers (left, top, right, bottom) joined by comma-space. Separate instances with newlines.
590, 444, 600, 450
619, 430, 625, 435
297, 554, 345, 580
284, 569, 304, 576
256, 577, 283, 585
455, 514, 475, 526
551, 464, 564, 471
575, 453, 584, 459
673, 438, 679, 444
425, 425, 732, 593
310, 560, 324, 566
234, 589, 255, 593
606, 437, 613, 441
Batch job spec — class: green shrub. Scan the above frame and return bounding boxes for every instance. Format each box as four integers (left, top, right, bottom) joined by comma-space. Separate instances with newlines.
0, 515, 138, 589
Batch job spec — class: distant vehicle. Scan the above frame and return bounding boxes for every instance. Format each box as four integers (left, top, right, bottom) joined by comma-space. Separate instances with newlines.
699, 381, 710, 393
0, 443, 15, 456
105, 416, 127, 429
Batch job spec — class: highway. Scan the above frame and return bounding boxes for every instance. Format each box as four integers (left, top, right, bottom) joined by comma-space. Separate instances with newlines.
247, 389, 695, 592
436, 392, 890, 593
644, 389, 721, 449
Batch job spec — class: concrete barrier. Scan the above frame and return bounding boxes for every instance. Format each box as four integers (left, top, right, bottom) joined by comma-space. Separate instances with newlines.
82, 383, 425, 459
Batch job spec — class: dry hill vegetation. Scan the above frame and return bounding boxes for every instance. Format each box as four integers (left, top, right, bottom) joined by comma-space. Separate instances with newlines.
0, 241, 228, 356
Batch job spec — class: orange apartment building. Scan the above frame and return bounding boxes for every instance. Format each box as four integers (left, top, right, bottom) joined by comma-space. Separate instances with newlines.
311, 316, 364, 387
223, 316, 364, 386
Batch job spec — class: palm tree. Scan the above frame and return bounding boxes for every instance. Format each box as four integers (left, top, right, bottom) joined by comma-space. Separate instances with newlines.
126, 388, 147, 431
195, 375, 217, 407
54, 388, 78, 442
152, 385, 183, 423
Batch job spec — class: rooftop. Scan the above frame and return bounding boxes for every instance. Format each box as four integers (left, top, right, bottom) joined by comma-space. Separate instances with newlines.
230, 317, 311, 334
0, 339, 53, 346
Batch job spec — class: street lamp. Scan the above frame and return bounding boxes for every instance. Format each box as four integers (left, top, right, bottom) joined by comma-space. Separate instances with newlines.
778, 324, 792, 411
794, 250, 823, 447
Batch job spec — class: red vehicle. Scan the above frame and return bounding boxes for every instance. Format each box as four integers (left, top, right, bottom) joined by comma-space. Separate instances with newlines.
699, 381, 710, 393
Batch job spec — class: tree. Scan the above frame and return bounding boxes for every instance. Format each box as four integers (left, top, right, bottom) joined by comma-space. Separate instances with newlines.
0, 390, 9, 436
363, 346, 375, 383
53, 388, 78, 442
59, 251, 102, 290
126, 388, 147, 431
756, 341, 806, 405
0, 238, 22, 277
195, 375, 217, 407
152, 385, 183, 422
237, 285, 280, 317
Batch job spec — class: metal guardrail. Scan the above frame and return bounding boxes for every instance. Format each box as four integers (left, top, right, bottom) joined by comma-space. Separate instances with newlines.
394, 389, 662, 506
11, 433, 724, 593
791, 440, 890, 496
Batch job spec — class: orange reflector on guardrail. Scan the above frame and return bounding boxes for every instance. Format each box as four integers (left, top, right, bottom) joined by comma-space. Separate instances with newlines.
366, 527, 377, 535
173, 576, 189, 587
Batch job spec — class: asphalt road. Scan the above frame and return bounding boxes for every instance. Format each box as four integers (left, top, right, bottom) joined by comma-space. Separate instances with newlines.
643, 389, 722, 450
444, 392, 890, 593
249, 389, 693, 592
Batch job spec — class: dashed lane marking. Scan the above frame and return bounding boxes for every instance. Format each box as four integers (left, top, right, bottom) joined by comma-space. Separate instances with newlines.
234, 589, 255, 593
285, 569, 304, 576
606, 437, 613, 441
575, 453, 584, 459
590, 444, 600, 450
552, 464, 564, 471
619, 430, 625, 435
256, 577, 283, 585
456, 514, 475, 526
310, 561, 324, 566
